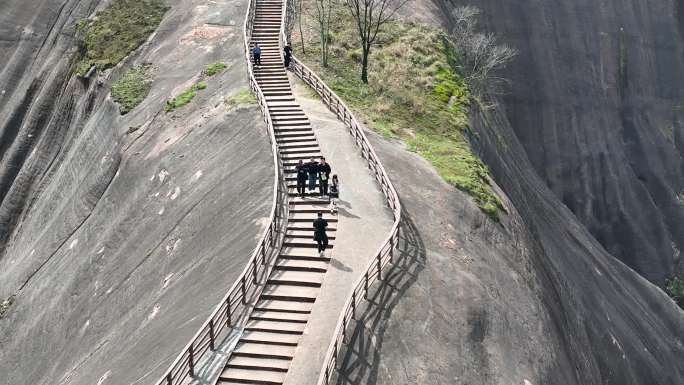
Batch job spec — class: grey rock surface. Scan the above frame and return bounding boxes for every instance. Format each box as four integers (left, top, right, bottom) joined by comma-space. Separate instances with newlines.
0, 1, 273, 385
334, 116, 684, 385
433, 0, 684, 283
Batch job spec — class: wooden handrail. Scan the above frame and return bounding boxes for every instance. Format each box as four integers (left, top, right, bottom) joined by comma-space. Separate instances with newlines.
279, 4, 403, 384
152, 0, 289, 383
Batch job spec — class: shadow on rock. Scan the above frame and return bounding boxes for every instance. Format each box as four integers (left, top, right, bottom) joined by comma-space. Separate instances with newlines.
332, 210, 426, 385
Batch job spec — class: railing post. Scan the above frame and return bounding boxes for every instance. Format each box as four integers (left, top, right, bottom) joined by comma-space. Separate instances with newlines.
389, 235, 395, 264
376, 253, 382, 281
342, 316, 347, 343
188, 345, 195, 377
364, 272, 369, 299
166, 373, 172, 385
209, 319, 216, 350
252, 258, 258, 284
351, 292, 356, 319
241, 276, 247, 304
226, 300, 232, 327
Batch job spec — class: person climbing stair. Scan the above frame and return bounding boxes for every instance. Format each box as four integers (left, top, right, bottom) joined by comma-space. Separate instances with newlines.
329, 174, 339, 214
313, 212, 329, 255
318, 157, 331, 197
251, 43, 261, 66
296, 159, 308, 197
306, 157, 319, 194
284, 44, 292, 68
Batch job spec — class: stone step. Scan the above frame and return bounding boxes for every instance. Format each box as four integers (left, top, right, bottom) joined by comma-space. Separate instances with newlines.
254, 299, 314, 313
268, 270, 326, 287
260, 284, 319, 302
240, 330, 301, 346
219, 367, 286, 385
285, 231, 336, 240
251, 310, 310, 323
274, 257, 329, 273
245, 319, 306, 334
234, 341, 296, 359
227, 356, 291, 372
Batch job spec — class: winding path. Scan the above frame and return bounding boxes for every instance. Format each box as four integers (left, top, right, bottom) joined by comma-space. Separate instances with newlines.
155, 0, 401, 383
218, 0, 339, 383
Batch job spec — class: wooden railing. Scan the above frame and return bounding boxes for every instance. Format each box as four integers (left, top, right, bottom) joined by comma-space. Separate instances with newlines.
152, 0, 289, 383
280, 7, 403, 384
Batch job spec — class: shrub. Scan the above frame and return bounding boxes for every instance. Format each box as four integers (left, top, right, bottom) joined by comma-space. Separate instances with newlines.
0, 295, 15, 319
666, 277, 684, 306
165, 82, 207, 112
75, 0, 169, 76
225, 88, 257, 108
204, 62, 227, 77
111, 64, 153, 114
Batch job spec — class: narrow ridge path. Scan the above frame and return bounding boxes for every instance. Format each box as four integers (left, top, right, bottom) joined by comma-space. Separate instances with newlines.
218, 0, 337, 383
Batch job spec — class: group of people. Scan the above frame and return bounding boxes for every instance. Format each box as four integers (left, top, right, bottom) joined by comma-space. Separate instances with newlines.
295, 157, 339, 208
250, 43, 293, 68
248, 42, 333, 256
297, 157, 339, 256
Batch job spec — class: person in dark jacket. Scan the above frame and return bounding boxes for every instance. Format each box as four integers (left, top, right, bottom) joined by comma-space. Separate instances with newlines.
329, 174, 339, 214
313, 212, 329, 255
251, 43, 261, 66
295, 160, 308, 197
306, 157, 319, 193
284, 44, 292, 68
318, 157, 332, 196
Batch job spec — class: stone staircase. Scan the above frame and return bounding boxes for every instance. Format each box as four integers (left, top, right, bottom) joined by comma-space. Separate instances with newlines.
217, 0, 337, 383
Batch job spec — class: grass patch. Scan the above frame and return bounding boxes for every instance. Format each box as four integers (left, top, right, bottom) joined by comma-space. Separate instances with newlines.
0, 295, 15, 319
204, 62, 227, 77
165, 81, 207, 112
293, 7, 503, 218
225, 88, 257, 108
74, 0, 169, 76
666, 276, 684, 307
111, 64, 153, 114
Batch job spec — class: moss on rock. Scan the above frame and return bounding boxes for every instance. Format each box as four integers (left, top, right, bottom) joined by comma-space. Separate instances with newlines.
111, 64, 153, 114
225, 88, 257, 109
204, 62, 228, 77
74, 0, 169, 76
165, 81, 207, 112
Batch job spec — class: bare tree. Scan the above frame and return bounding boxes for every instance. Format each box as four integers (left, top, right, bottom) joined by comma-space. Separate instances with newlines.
309, 0, 334, 66
297, 0, 306, 53
448, 6, 516, 102
345, 0, 406, 83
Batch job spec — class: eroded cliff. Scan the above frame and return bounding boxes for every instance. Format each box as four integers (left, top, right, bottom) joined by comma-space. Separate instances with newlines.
0, 1, 273, 384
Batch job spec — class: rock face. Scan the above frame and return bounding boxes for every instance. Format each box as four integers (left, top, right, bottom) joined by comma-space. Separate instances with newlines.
335, 122, 683, 385
437, 0, 684, 284
332, 0, 684, 384
0, 1, 273, 384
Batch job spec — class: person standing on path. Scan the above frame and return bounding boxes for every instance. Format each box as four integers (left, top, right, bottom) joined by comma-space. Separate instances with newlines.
284, 44, 292, 68
295, 160, 308, 197
313, 212, 329, 255
318, 157, 331, 196
251, 43, 261, 66
306, 157, 319, 194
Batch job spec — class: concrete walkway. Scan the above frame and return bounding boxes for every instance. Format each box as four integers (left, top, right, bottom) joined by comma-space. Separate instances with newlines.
282, 74, 394, 385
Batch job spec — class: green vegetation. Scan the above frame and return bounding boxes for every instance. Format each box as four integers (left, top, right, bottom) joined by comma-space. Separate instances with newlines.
666, 277, 684, 307
165, 81, 207, 112
225, 88, 257, 108
74, 0, 169, 76
0, 295, 15, 319
111, 65, 153, 114
293, 8, 504, 218
204, 62, 228, 77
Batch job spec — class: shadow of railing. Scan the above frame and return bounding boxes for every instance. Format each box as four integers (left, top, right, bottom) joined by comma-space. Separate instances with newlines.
331, 211, 426, 385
